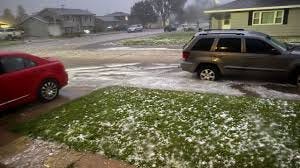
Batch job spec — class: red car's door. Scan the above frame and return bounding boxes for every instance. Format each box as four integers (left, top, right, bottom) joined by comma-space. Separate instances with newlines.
0, 62, 6, 108
0, 56, 38, 108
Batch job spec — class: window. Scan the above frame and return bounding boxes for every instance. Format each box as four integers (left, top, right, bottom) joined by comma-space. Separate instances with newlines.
65, 27, 73, 33
0, 57, 36, 73
0, 62, 4, 75
253, 10, 284, 25
224, 19, 230, 25
253, 12, 260, 24
6, 29, 15, 32
192, 38, 215, 51
1, 57, 25, 73
216, 38, 241, 53
275, 11, 284, 24
246, 38, 278, 54
23, 58, 36, 68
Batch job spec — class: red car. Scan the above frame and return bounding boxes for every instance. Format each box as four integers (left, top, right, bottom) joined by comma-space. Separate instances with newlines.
0, 52, 68, 111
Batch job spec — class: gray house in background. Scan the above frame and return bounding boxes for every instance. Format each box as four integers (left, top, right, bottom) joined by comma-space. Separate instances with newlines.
95, 16, 121, 31
95, 12, 129, 32
104, 12, 129, 24
20, 8, 95, 37
204, 0, 300, 37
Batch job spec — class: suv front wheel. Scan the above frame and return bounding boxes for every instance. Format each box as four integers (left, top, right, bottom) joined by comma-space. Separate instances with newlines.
198, 65, 220, 81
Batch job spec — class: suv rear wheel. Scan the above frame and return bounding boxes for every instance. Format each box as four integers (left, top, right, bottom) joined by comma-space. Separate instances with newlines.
198, 65, 220, 81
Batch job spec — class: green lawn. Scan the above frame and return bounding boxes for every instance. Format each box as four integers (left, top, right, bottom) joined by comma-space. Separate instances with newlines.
15, 87, 299, 168
120, 32, 195, 46
0, 40, 23, 47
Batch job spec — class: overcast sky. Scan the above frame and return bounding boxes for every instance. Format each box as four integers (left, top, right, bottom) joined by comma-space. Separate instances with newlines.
0, 0, 231, 16
0, 0, 141, 16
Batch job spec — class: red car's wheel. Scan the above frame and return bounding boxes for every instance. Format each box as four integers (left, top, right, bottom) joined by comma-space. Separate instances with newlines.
39, 79, 59, 102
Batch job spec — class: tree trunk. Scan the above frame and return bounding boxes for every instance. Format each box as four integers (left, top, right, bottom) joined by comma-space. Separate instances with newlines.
162, 15, 166, 28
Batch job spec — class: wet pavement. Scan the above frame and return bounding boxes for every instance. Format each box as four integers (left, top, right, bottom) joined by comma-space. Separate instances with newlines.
67, 63, 300, 99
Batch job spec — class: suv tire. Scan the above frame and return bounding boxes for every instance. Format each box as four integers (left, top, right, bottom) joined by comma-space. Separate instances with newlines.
296, 71, 300, 87
198, 65, 220, 81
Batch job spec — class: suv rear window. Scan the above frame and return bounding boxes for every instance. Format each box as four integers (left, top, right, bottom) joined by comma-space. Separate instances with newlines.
216, 38, 241, 53
192, 38, 214, 51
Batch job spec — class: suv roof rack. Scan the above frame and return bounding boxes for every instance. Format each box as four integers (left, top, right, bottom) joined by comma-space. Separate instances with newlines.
199, 32, 245, 36
202, 29, 245, 31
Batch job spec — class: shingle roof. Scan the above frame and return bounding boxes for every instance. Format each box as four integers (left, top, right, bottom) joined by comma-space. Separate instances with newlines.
96, 16, 121, 22
105, 12, 129, 17
18, 15, 49, 25
205, 0, 300, 13
44, 8, 95, 16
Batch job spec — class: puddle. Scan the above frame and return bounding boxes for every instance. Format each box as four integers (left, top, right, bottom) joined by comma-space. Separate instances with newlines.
264, 84, 300, 95
231, 84, 260, 97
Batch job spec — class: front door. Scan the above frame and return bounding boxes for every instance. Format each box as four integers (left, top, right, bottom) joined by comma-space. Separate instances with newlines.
243, 38, 291, 75
0, 57, 36, 109
222, 18, 231, 29
0, 62, 5, 108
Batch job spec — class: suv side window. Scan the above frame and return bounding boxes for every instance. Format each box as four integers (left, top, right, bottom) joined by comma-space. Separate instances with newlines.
0, 57, 36, 73
246, 38, 278, 54
216, 38, 241, 53
192, 38, 215, 51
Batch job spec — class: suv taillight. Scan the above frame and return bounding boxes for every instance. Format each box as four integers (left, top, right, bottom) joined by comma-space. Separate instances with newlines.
182, 52, 190, 61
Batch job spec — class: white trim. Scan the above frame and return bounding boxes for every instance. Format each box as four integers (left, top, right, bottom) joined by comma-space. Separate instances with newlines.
0, 94, 30, 107
252, 10, 284, 25
32, 17, 48, 23
204, 5, 300, 14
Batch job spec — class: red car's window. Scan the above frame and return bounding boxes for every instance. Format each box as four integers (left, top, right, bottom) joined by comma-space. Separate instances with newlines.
24, 58, 37, 68
0, 57, 36, 74
0, 62, 4, 75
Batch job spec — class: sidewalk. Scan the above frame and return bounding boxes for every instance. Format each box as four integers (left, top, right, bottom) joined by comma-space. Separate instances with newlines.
0, 86, 134, 168
0, 137, 134, 168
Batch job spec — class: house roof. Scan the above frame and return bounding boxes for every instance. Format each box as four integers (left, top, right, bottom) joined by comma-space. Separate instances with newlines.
42, 8, 95, 16
205, 0, 300, 14
96, 16, 121, 22
18, 15, 49, 25
105, 12, 129, 17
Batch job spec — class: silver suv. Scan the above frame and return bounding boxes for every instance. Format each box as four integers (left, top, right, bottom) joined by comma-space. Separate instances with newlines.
180, 29, 300, 86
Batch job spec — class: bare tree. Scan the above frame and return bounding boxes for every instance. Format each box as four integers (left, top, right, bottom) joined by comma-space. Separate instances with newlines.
150, 0, 187, 27
2, 8, 16, 25
16, 5, 28, 24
